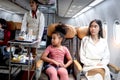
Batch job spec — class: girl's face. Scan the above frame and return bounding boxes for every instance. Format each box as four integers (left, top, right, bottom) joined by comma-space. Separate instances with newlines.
90, 21, 100, 37
51, 34, 62, 46
30, 0, 38, 11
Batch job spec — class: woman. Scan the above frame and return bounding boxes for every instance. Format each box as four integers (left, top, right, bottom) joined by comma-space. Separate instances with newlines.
80, 19, 111, 80
21, 0, 45, 55
0, 18, 11, 64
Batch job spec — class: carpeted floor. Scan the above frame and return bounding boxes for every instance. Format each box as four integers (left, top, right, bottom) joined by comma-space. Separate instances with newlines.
0, 73, 9, 80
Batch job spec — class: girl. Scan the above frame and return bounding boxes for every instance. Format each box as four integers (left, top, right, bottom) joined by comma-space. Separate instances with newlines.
41, 24, 72, 80
80, 19, 111, 80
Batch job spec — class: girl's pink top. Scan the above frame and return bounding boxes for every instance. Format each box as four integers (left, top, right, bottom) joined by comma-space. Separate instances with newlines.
44, 45, 71, 64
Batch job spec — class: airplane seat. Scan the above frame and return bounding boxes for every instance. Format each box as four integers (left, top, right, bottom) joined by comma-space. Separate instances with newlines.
36, 23, 82, 80
0, 21, 16, 63
76, 27, 120, 80
7, 21, 22, 40
0, 21, 22, 69
7, 21, 16, 40
14, 22, 22, 30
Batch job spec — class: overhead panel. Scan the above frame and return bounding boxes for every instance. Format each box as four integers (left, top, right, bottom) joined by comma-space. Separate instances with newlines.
65, 0, 94, 17
39, 0, 57, 14
58, 0, 73, 17
58, 0, 94, 17
11, 0, 30, 10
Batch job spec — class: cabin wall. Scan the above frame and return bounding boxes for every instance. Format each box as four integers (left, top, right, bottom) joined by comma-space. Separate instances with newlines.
0, 10, 52, 28
0, 10, 23, 22
55, 16, 77, 26
74, 0, 120, 65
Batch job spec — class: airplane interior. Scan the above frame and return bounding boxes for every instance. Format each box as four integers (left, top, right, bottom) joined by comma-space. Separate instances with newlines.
0, 0, 120, 80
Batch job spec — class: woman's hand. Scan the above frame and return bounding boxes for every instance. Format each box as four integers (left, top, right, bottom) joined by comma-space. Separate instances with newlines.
0, 40, 3, 42
18, 36, 24, 40
37, 38, 41, 42
97, 63, 103, 66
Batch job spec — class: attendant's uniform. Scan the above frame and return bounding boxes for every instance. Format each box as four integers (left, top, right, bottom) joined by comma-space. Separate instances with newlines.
21, 10, 45, 55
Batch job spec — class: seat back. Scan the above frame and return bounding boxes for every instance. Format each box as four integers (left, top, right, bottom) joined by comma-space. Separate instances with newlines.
43, 24, 76, 80
47, 23, 77, 58
75, 27, 88, 64
0, 21, 21, 66
7, 21, 22, 40
76, 27, 106, 65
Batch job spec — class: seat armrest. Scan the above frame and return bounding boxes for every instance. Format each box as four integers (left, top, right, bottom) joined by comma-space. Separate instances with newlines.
108, 63, 120, 74
73, 60, 82, 80
36, 60, 44, 80
36, 59, 44, 68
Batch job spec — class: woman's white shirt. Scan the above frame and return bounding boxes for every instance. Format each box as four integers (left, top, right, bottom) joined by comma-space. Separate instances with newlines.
80, 36, 110, 67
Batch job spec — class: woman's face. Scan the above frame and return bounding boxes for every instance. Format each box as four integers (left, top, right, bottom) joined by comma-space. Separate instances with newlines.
51, 34, 62, 46
90, 21, 100, 36
0, 23, 2, 29
30, 0, 38, 11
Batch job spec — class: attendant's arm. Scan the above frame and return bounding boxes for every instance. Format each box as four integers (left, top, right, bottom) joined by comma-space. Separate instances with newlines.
21, 13, 27, 32
38, 13, 45, 42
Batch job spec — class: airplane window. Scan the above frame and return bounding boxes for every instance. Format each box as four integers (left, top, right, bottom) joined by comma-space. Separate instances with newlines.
103, 22, 108, 40
113, 20, 120, 44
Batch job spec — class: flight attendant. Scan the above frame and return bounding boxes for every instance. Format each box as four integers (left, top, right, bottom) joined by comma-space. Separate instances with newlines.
21, 0, 45, 55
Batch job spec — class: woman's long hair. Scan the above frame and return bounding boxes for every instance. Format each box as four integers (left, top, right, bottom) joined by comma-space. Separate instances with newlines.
87, 19, 103, 38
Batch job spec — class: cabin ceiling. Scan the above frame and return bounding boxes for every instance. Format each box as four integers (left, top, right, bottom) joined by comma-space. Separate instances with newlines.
57, 0, 94, 17
0, 0, 95, 17
0, 0, 28, 14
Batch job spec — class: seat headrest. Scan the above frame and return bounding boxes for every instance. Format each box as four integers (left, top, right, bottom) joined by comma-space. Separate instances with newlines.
7, 21, 16, 30
14, 22, 22, 30
77, 27, 88, 39
47, 23, 76, 38
77, 27, 106, 39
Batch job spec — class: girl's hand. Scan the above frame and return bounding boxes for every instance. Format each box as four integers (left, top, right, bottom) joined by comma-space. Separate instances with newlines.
59, 63, 66, 68
54, 61, 61, 67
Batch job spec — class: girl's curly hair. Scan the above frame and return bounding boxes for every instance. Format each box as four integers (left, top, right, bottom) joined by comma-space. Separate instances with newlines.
52, 23, 68, 38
